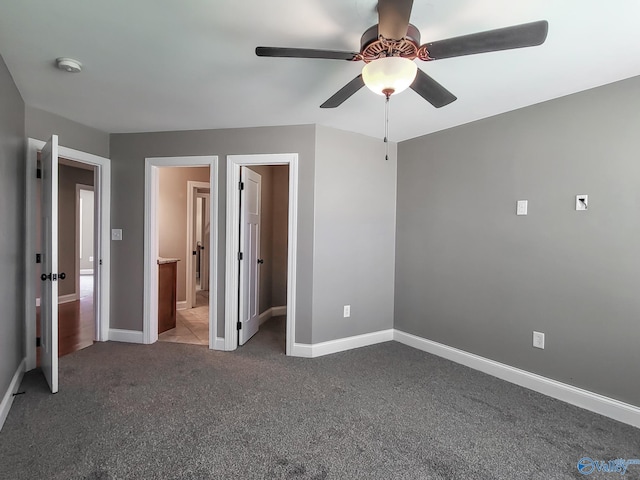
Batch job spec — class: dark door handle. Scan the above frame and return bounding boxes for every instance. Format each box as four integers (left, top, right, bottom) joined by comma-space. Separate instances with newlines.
41, 273, 50, 281
257, 259, 264, 264
59, 272, 66, 280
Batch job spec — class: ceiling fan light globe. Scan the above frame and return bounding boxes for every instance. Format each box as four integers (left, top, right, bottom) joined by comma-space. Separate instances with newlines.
361, 57, 417, 96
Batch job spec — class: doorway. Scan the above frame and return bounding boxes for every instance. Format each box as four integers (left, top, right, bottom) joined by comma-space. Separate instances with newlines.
24, 138, 111, 375
155, 168, 210, 345
143, 156, 219, 347
225, 154, 298, 355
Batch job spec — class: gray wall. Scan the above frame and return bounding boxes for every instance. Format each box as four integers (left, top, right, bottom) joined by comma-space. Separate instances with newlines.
0, 54, 25, 397
25, 105, 109, 158
395, 76, 640, 407
271, 166, 289, 308
109, 125, 316, 342
312, 126, 396, 343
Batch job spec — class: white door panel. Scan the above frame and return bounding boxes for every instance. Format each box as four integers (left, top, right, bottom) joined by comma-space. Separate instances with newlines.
239, 168, 261, 345
40, 135, 59, 393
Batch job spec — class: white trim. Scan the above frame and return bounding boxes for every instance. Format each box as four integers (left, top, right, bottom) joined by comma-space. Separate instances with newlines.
212, 337, 226, 350
0, 358, 26, 432
291, 343, 313, 358
25, 138, 111, 372
176, 301, 188, 311
143, 156, 218, 349
225, 154, 298, 355
108, 329, 144, 344
258, 305, 287, 325
258, 309, 271, 326
80, 269, 94, 275
75, 184, 94, 301
36, 293, 81, 306
58, 293, 78, 304
291, 329, 394, 358
186, 181, 210, 309
393, 330, 640, 429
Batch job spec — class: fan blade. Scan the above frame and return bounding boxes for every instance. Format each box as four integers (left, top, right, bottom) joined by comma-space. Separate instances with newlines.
256, 46, 359, 61
410, 69, 457, 108
377, 0, 414, 40
320, 75, 365, 108
424, 20, 549, 60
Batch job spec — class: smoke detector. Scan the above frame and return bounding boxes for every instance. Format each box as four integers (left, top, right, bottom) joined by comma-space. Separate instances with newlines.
56, 57, 82, 73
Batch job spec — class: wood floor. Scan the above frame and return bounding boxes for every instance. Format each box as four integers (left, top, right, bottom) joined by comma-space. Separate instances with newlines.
37, 274, 95, 364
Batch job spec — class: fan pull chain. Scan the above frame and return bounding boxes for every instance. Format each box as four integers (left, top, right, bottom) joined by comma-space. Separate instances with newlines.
384, 93, 390, 161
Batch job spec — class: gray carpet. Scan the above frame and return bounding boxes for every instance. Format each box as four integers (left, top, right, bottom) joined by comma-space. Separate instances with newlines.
1, 317, 638, 479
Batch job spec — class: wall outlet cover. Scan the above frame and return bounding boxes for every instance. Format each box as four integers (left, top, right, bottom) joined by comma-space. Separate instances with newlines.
533, 331, 545, 349
516, 200, 528, 216
343, 305, 351, 318
111, 228, 123, 241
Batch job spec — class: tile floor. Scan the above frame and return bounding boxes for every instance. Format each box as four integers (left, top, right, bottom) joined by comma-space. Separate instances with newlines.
158, 290, 209, 345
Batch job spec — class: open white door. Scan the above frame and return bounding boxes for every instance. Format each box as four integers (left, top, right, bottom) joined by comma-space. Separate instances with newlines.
40, 135, 59, 393
238, 168, 261, 345
198, 193, 210, 292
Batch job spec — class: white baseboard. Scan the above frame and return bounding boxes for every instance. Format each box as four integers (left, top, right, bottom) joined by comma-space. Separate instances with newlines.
292, 329, 394, 358
108, 329, 144, 344
291, 343, 313, 358
80, 269, 94, 275
394, 330, 640, 429
258, 305, 287, 325
58, 293, 78, 304
211, 337, 226, 350
0, 358, 26, 432
176, 301, 188, 311
36, 294, 78, 307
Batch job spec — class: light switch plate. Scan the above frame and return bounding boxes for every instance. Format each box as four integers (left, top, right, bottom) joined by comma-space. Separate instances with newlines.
516, 200, 528, 216
576, 195, 588, 211
111, 228, 123, 241
533, 331, 545, 349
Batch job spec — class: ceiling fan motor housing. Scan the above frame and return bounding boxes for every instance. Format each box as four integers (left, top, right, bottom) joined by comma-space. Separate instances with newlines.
359, 24, 422, 62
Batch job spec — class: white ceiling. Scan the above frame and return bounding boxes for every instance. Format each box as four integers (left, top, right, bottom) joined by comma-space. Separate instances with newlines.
1, 1, 640, 142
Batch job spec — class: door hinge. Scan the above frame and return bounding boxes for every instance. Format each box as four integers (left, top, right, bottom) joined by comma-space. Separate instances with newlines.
238, 252, 243, 261
52, 273, 57, 281
237, 321, 242, 330
36, 337, 41, 347
36, 253, 41, 264
36, 168, 42, 179
238, 181, 244, 191
99, 259, 102, 265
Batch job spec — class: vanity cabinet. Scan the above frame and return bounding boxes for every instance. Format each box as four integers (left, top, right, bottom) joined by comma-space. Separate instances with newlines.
158, 258, 178, 334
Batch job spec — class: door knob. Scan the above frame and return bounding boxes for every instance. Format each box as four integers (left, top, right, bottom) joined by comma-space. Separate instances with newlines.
41, 273, 50, 281
59, 272, 66, 280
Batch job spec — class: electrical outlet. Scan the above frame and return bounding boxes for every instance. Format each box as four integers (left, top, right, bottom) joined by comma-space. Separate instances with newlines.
111, 229, 123, 241
516, 200, 528, 216
533, 331, 545, 349
343, 305, 350, 318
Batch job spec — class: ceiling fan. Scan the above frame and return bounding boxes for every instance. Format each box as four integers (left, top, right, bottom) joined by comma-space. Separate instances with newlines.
256, 0, 548, 109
